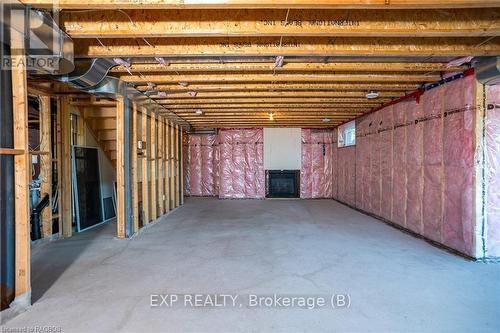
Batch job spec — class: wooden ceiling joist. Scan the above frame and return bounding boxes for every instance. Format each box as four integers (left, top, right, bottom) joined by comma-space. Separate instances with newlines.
171, 108, 366, 113
135, 82, 420, 92
120, 73, 440, 83
147, 91, 401, 99
75, 36, 500, 58
156, 97, 391, 104
62, 9, 500, 38
162, 103, 377, 109
112, 62, 463, 73
22, 0, 500, 10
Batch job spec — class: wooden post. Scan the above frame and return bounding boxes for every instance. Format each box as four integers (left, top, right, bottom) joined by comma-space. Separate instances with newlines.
39, 95, 53, 238
131, 102, 139, 233
150, 111, 158, 220
174, 124, 180, 208
164, 119, 170, 211
158, 116, 165, 215
179, 128, 184, 205
169, 121, 175, 209
11, 30, 31, 307
141, 107, 150, 224
60, 97, 72, 238
116, 97, 126, 238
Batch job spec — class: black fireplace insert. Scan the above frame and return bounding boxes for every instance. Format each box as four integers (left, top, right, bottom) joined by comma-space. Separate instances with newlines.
266, 170, 300, 198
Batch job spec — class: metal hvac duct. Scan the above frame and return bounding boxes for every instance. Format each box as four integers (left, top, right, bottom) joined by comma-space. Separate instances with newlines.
1, 1, 74, 75
475, 56, 500, 85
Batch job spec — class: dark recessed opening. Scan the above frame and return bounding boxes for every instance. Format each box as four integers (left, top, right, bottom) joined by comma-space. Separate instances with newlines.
266, 170, 300, 198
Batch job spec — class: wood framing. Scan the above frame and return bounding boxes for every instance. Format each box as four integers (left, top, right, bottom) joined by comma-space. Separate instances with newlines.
21, 0, 500, 10
158, 115, 165, 215
169, 121, 175, 209
135, 82, 420, 92
116, 97, 126, 238
131, 102, 139, 233
150, 111, 158, 220
141, 106, 150, 225
11, 30, 31, 303
112, 62, 464, 73
120, 73, 441, 84
39, 96, 53, 238
174, 124, 180, 208
60, 97, 72, 238
164, 118, 171, 211
74, 37, 500, 58
61, 9, 500, 38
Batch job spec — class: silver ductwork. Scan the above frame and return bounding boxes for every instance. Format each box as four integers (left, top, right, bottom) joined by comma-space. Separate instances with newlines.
59, 59, 190, 127
59, 58, 115, 90
1, 1, 74, 74
475, 56, 500, 86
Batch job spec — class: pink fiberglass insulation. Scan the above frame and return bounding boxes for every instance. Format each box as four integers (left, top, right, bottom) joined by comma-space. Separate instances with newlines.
392, 102, 408, 228
405, 99, 424, 235
334, 74, 476, 257
184, 134, 218, 196
300, 129, 335, 198
486, 84, 500, 257
218, 128, 265, 199
337, 146, 356, 206
200, 134, 218, 196
442, 75, 475, 256
379, 106, 394, 222
422, 86, 444, 244
355, 113, 367, 210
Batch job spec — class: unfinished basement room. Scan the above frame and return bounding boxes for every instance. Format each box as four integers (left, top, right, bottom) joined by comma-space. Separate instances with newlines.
1, 1, 500, 332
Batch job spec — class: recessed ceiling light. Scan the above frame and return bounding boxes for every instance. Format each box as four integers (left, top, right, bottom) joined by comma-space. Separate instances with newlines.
195, 109, 203, 115
268, 112, 274, 121
322, 118, 331, 123
366, 91, 379, 99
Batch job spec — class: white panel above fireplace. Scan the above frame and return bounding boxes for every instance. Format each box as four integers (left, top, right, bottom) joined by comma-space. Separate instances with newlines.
263, 128, 301, 170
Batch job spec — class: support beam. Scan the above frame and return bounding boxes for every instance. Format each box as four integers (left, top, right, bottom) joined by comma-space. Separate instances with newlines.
112, 62, 464, 73
163, 117, 170, 212
74, 37, 500, 57
174, 124, 180, 208
116, 97, 126, 238
158, 116, 165, 215
169, 121, 175, 210
141, 107, 150, 225
131, 102, 139, 233
39, 96, 53, 238
150, 112, 158, 220
11, 31, 31, 307
62, 9, 500, 38
60, 97, 72, 238
120, 73, 440, 84
21, 0, 500, 9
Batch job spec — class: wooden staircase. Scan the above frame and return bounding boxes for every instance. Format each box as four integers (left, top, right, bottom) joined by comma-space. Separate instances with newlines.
75, 101, 118, 168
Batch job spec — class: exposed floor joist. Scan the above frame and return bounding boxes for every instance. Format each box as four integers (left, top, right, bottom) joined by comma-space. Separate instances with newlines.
61, 9, 500, 38
22, 0, 500, 9
74, 36, 500, 57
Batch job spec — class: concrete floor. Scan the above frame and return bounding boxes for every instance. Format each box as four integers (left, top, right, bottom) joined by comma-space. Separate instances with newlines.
2, 198, 499, 332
